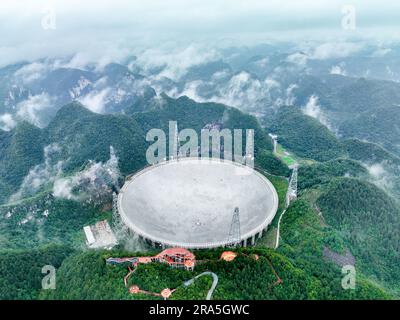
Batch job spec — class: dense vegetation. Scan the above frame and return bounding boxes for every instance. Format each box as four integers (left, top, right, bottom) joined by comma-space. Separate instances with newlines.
298, 159, 368, 191
342, 139, 400, 198
266, 106, 344, 161
317, 178, 400, 294
278, 199, 391, 299
0, 97, 279, 204
0, 193, 110, 250
1, 93, 399, 300
294, 74, 400, 157
39, 242, 390, 300
0, 245, 73, 299
0, 122, 45, 202
255, 149, 291, 177
340, 105, 400, 156
342, 138, 400, 165
133, 94, 273, 156
46, 102, 147, 176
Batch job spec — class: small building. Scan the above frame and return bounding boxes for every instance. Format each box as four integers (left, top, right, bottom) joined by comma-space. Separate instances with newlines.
83, 220, 118, 249
154, 248, 196, 271
83, 226, 96, 246
106, 247, 196, 271
220, 251, 238, 262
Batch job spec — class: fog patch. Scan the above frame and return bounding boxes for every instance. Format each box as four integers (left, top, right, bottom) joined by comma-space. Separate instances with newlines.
111, 205, 146, 252
177, 80, 206, 103
9, 144, 63, 203
16, 93, 54, 128
53, 146, 121, 203
78, 88, 111, 113
302, 94, 333, 130
276, 83, 298, 107
330, 65, 347, 76
14, 62, 49, 84
286, 52, 308, 67
208, 71, 275, 111
137, 45, 220, 81
365, 162, 394, 192
0, 113, 16, 131
310, 42, 363, 60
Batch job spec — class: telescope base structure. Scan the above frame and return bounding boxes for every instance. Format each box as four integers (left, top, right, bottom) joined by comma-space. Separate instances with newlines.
117, 158, 279, 249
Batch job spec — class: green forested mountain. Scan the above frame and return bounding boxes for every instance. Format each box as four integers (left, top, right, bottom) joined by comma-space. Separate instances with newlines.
0, 122, 45, 202
133, 94, 273, 153
266, 106, 344, 161
0, 245, 73, 300
255, 149, 291, 177
132, 94, 288, 175
0, 194, 110, 250
342, 138, 400, 165
294, 75, 400, 156
0, 97, 281, 204
45, 102, 147, 176
278, 200, 391, 300
0, 94, 399, 300
340, 105, 400, 156
298, 159, 368, 191
316, 178, 400, 293
296, 156, 400, 295
0, 103, 147, 204
40, 245, 390, 300
342, 138, 400, 197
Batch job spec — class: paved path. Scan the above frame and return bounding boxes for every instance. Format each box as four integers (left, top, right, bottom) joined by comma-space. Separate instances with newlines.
184, 272, 219, 300
274, 162, 298, 249
274, 209, 287, 249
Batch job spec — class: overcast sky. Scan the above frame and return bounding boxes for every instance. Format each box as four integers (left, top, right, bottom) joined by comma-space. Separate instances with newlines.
1, 0, 399, 67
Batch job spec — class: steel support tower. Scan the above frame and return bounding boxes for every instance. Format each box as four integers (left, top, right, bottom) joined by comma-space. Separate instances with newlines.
112, 192, 118, 216
227, 207, 241, 247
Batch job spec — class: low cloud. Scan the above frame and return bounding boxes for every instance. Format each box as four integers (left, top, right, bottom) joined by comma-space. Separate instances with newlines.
0, 113, 16, 131
78, 88, 110, 114
365, 162, 394, 192
286, 52, 308, 67
212, 71, 265, 108
371, 48, 392, 57
16, 92, 54, 128
9, 144, 63, 202
302, 94, 332, 130
330, 65, 347, 76
166, 70, 283, 114
176, 80, 206, 103
284, 84, 298, 106
310, 42, 363, 60
53, 146, 120, 202
14, 62, 49, 84
137, 45, 220, 81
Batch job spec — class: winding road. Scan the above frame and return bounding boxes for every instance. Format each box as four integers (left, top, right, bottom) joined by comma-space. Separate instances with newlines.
183, 272, 219, 300
274, 163, 298, 249
274, 209, 287, 249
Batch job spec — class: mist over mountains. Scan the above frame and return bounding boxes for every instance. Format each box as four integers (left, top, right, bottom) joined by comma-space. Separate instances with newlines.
1, 38, 400, 299
2, 41, 400, 154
